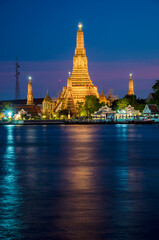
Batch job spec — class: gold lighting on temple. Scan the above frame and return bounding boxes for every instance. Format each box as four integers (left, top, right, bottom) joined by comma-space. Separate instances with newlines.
55, 23, 99, 113
128, 73, 135, 95
27, 76, 34, 105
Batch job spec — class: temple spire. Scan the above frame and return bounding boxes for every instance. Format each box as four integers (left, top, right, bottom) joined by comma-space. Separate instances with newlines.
100, 88, 104, 97
78, 22, 82, 29
46, 88, 49, 97
128, 73, 135, 95
99, 88, 107, 104
27, 76, 34, 105
76, 22, 84, 49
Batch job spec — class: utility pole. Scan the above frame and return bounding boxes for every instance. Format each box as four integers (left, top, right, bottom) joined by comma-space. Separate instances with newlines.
15, 57, 20, 99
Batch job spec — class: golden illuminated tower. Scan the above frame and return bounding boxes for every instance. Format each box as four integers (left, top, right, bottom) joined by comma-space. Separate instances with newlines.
54, 23, 99, 113
128, 73, 134, 95
27, 76, 34, 105
70, 22, 99, 104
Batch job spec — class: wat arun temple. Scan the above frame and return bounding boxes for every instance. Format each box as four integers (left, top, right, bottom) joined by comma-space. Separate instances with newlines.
41, 23, 132, 117
2, 23, 135, 119
53, 23, 99, 114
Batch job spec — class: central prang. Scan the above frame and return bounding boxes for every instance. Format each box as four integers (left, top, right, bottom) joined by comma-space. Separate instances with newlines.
54, 23, 99, 114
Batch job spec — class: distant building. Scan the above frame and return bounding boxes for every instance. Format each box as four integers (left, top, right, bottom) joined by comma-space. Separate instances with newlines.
128, 74, 134, 96
125, 105, 139, 115
99, 89, 107, 105
42, 90, 55, 118
0, 76, 42, 119
143, 104, 159, 117
14, 109, 31, 120
146, 93, 155, 103
13, 77, 42, 119
92, 106, 116, 119
0, 98, 43, 106
13, 105, 41, 119
116, 105, 139, 118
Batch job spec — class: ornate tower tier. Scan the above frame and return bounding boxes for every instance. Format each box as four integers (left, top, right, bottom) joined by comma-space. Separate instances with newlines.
65, 72, 76, 113
27, 76, 34, 105
128, 74, 135, 95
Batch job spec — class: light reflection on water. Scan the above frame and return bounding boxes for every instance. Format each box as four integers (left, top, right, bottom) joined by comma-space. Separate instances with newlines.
0, 125, 22, 239
0, 124, 159, 240
56, 127, 103, 239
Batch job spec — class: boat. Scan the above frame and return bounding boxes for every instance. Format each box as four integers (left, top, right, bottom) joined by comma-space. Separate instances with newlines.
133, 119, 154, 124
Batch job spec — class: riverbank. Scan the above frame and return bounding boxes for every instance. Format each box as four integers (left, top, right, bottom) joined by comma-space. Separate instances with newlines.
0, 119, 158, 125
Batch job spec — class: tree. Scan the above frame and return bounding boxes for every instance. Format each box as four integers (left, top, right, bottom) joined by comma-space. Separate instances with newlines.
152, 80, 159, 93
84, 95, 103, 117
124, 95, 137, 106
0, 102, 13, 112
116, 98, 129, 110
58, 109, 70, 119
0, 102, 13, 117
76, 101, 85, 117
111, 99, 118, 111
112, 95, 146, 112
148, 80, 159, 107
0, 112, 5, 120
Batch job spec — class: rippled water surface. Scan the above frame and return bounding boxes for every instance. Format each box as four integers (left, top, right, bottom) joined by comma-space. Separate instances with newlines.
0, 124, 159, 240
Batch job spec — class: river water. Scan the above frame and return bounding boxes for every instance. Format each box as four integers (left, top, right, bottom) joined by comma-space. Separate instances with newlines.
0, 124, 159, 240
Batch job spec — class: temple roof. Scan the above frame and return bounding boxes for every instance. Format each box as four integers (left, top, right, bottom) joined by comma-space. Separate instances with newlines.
147, 104, 159, 113
100, 89, 105, 98
43, 90, 52, 102
92, 106, 116, 116
13, 105, 41, 116
0, 98, 43, 106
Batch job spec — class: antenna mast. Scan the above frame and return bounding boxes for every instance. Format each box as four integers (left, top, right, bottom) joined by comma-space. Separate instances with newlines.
15, 57, 20, 99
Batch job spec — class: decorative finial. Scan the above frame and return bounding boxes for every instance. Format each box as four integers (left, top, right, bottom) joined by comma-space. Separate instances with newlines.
78, 22, 82, 29
28, 76, 32, 82
129, 73, 132, 78
68, 72, 71, 77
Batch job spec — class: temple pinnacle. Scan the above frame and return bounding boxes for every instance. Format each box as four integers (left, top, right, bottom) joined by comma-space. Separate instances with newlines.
78, 22, 82, 29
28, 76, 32, 82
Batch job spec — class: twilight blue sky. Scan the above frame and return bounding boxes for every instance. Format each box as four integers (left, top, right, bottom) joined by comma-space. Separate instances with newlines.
0, 0, 159, 100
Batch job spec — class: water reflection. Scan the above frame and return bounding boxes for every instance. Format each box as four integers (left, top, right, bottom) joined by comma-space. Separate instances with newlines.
0, 125, 22, 239
116, 124, 129, 140
0, 125, 158, 239
56, 126, 105, 240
